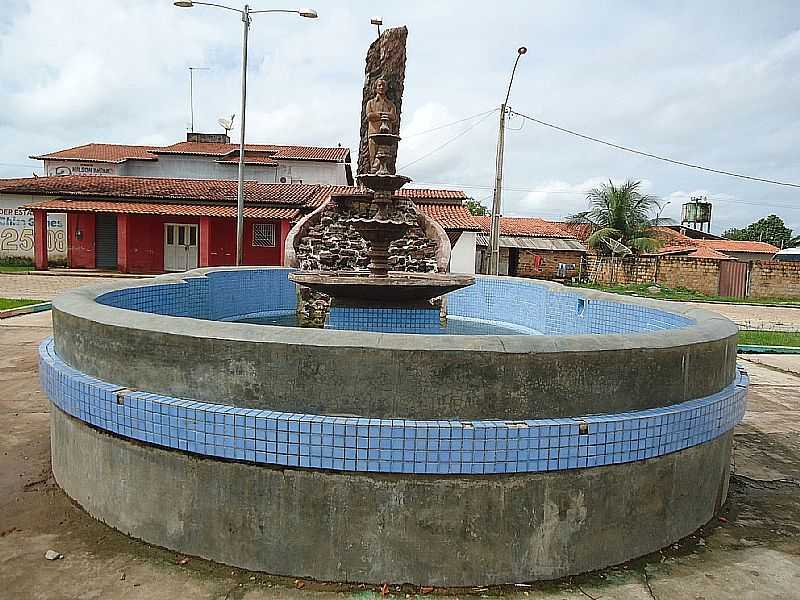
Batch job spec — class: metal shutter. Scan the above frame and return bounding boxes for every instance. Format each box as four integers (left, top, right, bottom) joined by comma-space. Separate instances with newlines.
95, 214, 118, 269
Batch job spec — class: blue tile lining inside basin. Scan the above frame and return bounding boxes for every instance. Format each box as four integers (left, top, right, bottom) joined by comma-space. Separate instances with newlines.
40, 338, 747, 475
96, 269, 694, 336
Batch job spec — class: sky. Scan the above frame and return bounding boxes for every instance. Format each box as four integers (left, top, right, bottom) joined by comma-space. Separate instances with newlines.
0, 0, 798, 234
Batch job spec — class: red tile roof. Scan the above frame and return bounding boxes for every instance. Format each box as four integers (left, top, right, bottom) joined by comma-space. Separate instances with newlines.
152, 142, 350, 162
396, 188, 466, 201
473, 217, 576, 238
416, 204, 481, 231
216, 155, 279, 166
649, 244, 733, 260
30, 143, 159, 163
6, 176, 475, 230
2, 175, 320, 205
23, 199, 299, 220
306, 185, 468, 209
687, 246, 735, 260
31, 142, 350, 164
696, 239, 779, 254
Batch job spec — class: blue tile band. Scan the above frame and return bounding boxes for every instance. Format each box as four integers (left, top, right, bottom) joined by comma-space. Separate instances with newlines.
40, 338, 747, 475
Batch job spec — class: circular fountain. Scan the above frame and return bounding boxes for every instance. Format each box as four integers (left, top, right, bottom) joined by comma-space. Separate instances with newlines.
42, 268, 746, 585
39, 28, 748, 587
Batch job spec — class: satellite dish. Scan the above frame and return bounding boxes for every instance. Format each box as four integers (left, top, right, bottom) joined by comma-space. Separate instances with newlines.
603, 238, 633, 256
217, 114, 235, 134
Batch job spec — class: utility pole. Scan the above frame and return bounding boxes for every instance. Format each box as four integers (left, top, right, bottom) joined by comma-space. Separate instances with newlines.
488, 47, 527, 275
188, 66, 210, 132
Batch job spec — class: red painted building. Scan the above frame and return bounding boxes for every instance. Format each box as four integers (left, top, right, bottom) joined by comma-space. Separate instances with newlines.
14, 176, 323, 273
4, 175, 479, 274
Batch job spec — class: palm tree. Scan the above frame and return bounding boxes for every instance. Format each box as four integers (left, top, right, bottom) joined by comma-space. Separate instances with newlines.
568, 179, 668, 254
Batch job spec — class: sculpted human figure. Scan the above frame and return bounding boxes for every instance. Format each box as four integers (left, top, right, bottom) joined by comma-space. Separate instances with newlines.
366, 78, 398, 172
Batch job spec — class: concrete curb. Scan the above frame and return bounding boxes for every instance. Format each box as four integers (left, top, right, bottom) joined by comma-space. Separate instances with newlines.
0, 301, 52, 319
738, 344, 800, 354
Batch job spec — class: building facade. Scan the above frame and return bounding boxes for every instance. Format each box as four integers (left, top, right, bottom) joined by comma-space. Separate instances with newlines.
1, 134, 354, 264
3, 175, 477, 275
474, 217, 586, 280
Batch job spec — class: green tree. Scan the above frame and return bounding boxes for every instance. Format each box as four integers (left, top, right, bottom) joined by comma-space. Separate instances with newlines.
568, 179, 668, 254
465, 198, 488, 216
723, 214, 792, 248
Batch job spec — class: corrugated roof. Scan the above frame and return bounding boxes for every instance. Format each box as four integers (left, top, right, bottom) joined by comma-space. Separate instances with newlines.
476, 234, 586, 252
23, 199, 300, 219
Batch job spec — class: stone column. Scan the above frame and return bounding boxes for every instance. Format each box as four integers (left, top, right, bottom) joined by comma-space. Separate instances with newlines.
33, 209, 48, 270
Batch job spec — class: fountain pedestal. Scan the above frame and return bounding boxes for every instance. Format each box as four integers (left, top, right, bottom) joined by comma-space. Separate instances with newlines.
289, 97, 475, 332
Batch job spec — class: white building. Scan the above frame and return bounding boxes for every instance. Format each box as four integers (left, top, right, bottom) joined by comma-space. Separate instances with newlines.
31, 132, 353, 185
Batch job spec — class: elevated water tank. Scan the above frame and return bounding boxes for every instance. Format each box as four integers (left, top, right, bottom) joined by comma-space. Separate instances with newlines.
681, 198, 713, 232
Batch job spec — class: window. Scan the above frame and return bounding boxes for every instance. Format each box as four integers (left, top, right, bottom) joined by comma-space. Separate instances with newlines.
252, 223, 276, 247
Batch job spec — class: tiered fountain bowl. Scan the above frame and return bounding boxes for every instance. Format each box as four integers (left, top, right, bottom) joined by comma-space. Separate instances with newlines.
289, 114, 474, 310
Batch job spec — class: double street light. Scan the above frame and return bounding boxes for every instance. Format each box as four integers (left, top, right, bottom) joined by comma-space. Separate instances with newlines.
174, 1, 318, 266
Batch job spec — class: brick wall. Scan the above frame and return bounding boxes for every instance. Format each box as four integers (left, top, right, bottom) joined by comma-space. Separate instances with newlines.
750, 261, 800, 299
586, 255, 721, 295
516, 250, 583, 279
656, 257, 721, 296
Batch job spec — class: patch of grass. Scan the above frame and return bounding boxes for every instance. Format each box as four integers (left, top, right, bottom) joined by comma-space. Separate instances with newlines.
738, 330, 800, 348
0, 265, 31, 273
570, 282, 800, 306
0, 298, 43, 310
0, 258, 32, 273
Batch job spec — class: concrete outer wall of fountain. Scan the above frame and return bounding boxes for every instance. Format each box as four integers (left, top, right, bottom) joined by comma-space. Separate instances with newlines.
45, 267, 743, 585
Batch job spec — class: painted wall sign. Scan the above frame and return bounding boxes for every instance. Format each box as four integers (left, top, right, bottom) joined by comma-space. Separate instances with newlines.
46, 162, 117, 176
0, 202, 66, 260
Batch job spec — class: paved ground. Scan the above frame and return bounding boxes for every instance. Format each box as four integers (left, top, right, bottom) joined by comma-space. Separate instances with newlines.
681, 301, 800, 332
0, 273, 134, 301
1, 311, 799, 599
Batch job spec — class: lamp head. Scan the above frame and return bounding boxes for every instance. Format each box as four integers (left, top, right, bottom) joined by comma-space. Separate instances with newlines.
174, 1, 194, 7
518, 46, 528, 55
298, 8, 318, 18
370, 16, 383, 26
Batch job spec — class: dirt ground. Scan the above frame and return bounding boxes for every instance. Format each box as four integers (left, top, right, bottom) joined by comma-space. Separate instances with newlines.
1, 311, 800, 599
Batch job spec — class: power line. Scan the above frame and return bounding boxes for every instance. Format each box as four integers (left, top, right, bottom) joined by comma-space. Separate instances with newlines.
398, 110, 496, 170
509, 109, 800, 189
409, 180, 800, 212
402, 108, 498, 139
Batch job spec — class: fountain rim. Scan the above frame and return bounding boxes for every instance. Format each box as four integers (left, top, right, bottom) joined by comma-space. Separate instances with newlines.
51, 266, 737, 354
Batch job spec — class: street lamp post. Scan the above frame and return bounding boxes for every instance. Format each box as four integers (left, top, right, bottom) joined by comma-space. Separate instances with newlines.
174, 1, 318, 266
488, 46, 526, 275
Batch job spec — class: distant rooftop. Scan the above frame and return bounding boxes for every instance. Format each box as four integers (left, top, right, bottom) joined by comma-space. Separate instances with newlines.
31, 140, 351, 164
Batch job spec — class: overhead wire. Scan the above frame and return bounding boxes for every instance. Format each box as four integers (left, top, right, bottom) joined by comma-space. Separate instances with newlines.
402, 108, 498, 139
509, 109, 800, 189
398, 110, 496, 171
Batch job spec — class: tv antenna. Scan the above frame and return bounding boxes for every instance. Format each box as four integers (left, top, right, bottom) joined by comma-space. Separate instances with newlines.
603, 237, 633, 257
217, 114, 235, 136
188, 66, 210, 132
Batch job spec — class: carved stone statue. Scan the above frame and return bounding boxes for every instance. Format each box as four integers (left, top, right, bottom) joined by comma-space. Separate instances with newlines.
366, 78, 398, 173
357, 26, 407, 175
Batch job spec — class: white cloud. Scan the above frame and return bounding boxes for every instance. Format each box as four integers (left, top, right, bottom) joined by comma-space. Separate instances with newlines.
0, 0, 797, 235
